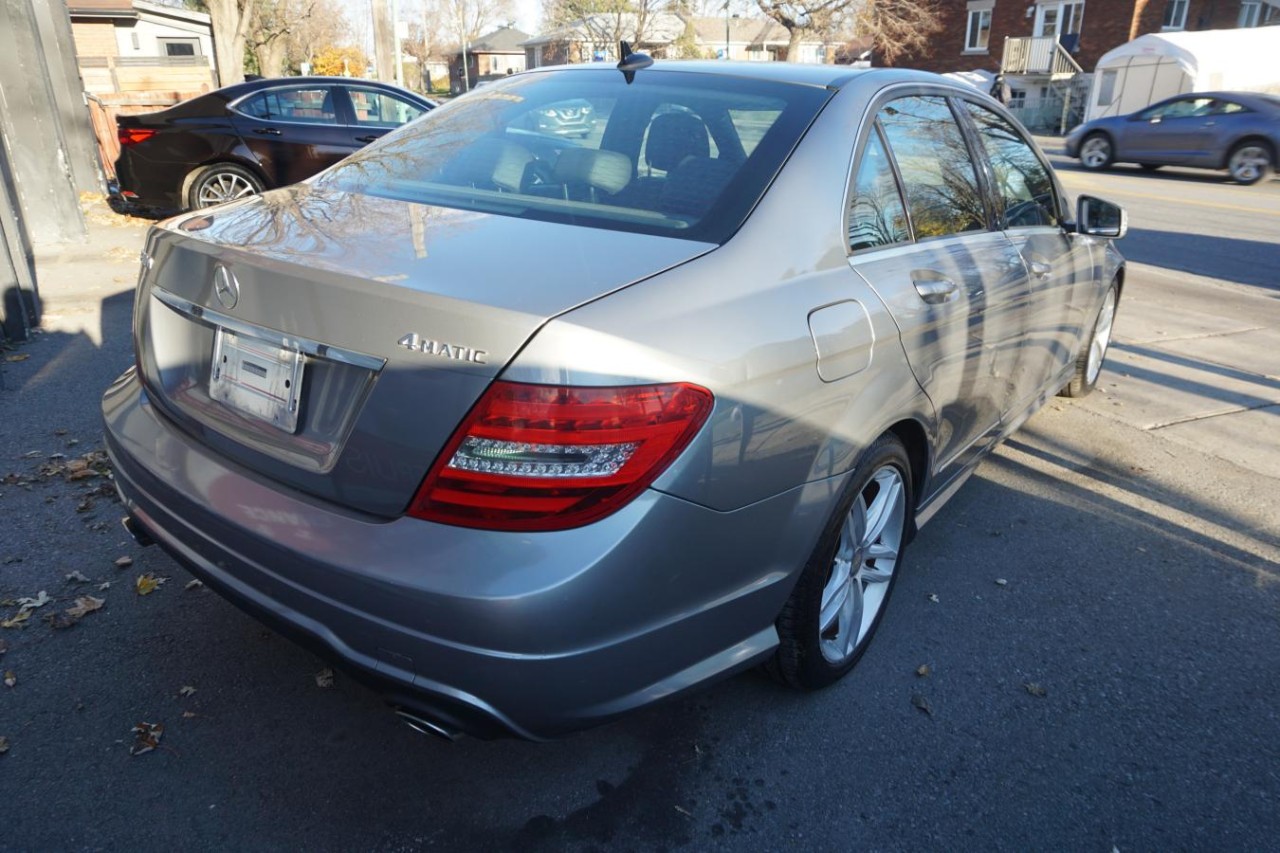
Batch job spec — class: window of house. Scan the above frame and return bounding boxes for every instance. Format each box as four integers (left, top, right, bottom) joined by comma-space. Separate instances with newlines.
876, 96, 987, 240
158, 37, 199, 57
1034, 1, 1085, 38
1162, 0, 1188, 29
848, 125, 910, 252
965, 3, 994, 52
1240, 1, 1280, 25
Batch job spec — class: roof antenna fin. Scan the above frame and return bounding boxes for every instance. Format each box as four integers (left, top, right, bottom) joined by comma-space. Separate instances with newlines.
617, 40, 653, 85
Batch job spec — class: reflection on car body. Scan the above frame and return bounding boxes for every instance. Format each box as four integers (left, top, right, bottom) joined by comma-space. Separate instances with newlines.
104, 59, 1127, 740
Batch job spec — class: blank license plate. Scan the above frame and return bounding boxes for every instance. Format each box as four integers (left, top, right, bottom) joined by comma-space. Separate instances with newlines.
209, 327, 305, 433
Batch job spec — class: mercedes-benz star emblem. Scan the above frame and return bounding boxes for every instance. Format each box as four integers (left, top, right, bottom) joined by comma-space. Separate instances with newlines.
213, 265, 239, 310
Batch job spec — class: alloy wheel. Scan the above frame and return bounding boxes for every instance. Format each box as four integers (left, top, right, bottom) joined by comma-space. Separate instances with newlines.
1229, 145, 1270, 183
818, 464, 907, 664
197, 172, 258, 207
1086, 289, 1117, 386
1081, 137, 1111, 169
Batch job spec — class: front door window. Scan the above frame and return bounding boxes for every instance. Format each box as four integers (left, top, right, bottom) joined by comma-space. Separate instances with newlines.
1034, 2, 1085, 39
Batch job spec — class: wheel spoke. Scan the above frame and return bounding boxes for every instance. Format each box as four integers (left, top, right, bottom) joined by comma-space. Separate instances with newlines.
840, 579, 863, 657
820, 571, 852, 635
862, 475, 901, 547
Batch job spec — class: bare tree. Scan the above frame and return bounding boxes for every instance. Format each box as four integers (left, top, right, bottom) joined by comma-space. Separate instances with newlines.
754, 0, 844, 61
542, 0, 667, 61
853, 0, 941, 66
283, 0, 351, 73
203, 0, 255, 85
249, 0, 316, 77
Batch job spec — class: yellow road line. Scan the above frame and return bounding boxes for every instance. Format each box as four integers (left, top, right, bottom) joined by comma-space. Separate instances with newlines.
1059, 176, 1280, 217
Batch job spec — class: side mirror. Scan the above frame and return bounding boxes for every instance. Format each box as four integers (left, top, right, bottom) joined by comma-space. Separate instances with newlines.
1075, 195, 1128, 239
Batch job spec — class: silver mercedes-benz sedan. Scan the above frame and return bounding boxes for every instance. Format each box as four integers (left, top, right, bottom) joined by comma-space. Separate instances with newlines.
103, 59, 1127, 740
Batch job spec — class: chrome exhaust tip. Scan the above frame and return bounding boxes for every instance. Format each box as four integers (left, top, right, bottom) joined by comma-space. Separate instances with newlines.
395, 709, 461, 742
121, 514, 155, 547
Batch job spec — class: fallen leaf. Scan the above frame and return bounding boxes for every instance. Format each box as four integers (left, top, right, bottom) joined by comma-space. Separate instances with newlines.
65, 596, 105, 620
68, 469, 97, 482
16, 591, 51, 612
1024, 682, 1047, 698
75, 498, 93, 513
928, 593, 939, 603
4, 353, 30, 362
135, 574, 167, 596
184, 579, 204, 591
916, 664, 931, 678
314, 668, 334, 688
115, 556, 134, 569
179, 685, 196, 697
65, 459, 87, 472
1, 611, 31, 629
65, 570, 90, 583
911, 693, 933, 716
674, 805, 693, 818
129, 721, 164, 756
21, 450, 42, 459
45, 612, 76, 630
995, 578, 1008, 587
54, 429, 68, 436
98, 582, 111, 591
0, 736, 8, 753
181, 710, 197, 719
3, 670, 14, 687
0, 639, 7, 655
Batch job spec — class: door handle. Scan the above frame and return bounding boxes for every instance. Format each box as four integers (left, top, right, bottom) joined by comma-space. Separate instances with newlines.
355, 134, 381, 143
253, 127, 282, 136
1029, 260, 1052, 280
912, 276, 959, 304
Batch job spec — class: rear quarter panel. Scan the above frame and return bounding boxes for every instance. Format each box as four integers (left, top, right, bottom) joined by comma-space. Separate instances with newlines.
504, 76, 937, 514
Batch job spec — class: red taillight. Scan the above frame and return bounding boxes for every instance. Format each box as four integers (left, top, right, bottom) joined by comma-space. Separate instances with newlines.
118, 127, 157, 146
408, 380, 714, 531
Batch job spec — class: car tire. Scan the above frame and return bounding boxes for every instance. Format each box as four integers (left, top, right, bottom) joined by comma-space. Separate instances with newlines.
767, 433, 912, 691
1079, 133, 1114, 171
1060, 283, 1119, 399
1226, 140, 1273, 185
188, 163, 264, 210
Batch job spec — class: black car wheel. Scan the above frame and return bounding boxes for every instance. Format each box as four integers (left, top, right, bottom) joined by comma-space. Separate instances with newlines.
1079, 133, 1114, 171
1060, 283, 1118, 399
189, 163, 264, 209
1227, 140, 1274, 185
767, 433, 912, 690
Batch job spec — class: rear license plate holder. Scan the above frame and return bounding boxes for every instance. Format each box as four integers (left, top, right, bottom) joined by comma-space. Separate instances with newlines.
209, 327, 305, 433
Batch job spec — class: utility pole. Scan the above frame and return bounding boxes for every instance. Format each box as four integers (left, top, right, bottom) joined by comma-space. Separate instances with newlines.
392, 0, 404, 86
724, 0, 729, 59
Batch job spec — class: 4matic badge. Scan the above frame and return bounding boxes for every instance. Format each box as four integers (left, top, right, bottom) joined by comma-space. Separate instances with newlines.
397, 333, 488, 365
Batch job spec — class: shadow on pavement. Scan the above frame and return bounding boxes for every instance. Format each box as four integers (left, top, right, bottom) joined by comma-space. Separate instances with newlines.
1117, 227, 1279, 291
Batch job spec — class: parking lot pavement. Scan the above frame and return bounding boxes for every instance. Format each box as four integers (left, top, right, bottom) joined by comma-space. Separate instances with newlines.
1, 182, 1278, 850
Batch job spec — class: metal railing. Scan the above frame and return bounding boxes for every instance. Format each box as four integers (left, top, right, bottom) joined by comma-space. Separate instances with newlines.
1001, 36, 1083, 76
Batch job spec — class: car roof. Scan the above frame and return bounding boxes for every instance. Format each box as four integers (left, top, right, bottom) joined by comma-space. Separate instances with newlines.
521, 61, 944, 91
213, 76, 430, 103
1155, 90, 1280, 109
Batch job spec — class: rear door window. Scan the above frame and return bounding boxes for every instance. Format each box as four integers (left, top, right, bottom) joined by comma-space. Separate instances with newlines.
876, 96, 987, 240
236, 87, 337, 124
848, 125, 911, 252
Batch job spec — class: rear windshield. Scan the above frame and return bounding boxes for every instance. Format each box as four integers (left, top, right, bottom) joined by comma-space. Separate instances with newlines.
316, 69, 833, 244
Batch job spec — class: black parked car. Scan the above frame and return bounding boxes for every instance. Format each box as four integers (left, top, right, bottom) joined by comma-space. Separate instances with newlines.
112, 77, 435, 212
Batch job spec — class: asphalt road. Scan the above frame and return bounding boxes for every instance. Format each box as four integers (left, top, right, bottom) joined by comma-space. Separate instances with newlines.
1, 159, 1278, 851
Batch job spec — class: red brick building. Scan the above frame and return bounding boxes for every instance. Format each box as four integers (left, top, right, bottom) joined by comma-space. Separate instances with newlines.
895, 0, 1279, 74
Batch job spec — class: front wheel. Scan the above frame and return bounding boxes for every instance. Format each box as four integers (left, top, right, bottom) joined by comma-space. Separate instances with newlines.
1060, 283, 1118, 398
767, 433, 912, 690
1079, 133, 1114, 171
188, 163, 264, 209
1227, 141, 1273, 185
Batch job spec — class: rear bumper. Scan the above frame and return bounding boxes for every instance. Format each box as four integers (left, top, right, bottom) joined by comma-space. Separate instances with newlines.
103, 368, 824, 739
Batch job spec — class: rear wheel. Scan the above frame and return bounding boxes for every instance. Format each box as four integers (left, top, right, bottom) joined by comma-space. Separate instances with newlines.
1227, 141, 1273, 185
767, 433, 911, 690
1079, 133, 1114, 171
188, 163, 264, 210
1060, 283, 1118, 398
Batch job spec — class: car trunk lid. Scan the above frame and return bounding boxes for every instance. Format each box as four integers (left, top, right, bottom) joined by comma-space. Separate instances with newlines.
135, 184, 714, 517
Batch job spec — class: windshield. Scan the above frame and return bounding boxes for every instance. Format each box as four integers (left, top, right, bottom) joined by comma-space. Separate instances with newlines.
317, 69, 833, 244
